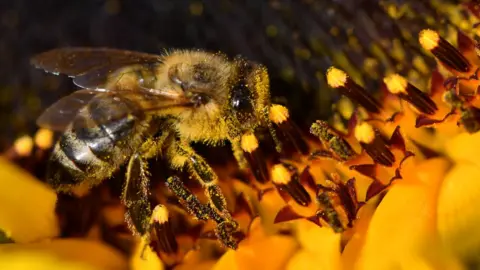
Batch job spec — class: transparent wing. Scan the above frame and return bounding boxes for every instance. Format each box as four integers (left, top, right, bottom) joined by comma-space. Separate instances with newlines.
37, 88, 191, 132
31, 47, 163, 89
37, 89, 99, 131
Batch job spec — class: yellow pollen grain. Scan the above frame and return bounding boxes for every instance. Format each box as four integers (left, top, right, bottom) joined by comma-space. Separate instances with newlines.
271, 164, 292, 185
13, 135, 33, 157
383, 74, 408, 94
34, 128, 54, 150
326, 67, 347, 88
152, 205, 169, 224
419, 29, 440, 51
269, 104, 289, 124
241, 133, 259, 153
354, 122, 375, 144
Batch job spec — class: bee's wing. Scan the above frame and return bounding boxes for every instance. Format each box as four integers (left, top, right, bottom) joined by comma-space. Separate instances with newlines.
37, 88, 190, 132
31, 47, 163, 89
37, 89, 100, 131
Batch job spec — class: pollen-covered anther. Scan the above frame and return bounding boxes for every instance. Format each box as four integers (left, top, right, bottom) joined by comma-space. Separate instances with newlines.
384, 74, 438, 115
13, 135, 34, 157
354, 122, 395, 166
419, 29, 471, 73
269, 104, 309, 154
240, 132, 268, 183
269, 104, 289, 124
316, 192, 347, 233
310, 120, 356, 161
34, 128, 54, 150
326, 66, 382, 114
271, 163, 311, 206
150, 205, 179, 254
459, 107, 480, 133
315, 176, 360, 233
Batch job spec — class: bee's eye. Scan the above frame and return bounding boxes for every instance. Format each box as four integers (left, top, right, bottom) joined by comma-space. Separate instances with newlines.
231, 84, 252, 112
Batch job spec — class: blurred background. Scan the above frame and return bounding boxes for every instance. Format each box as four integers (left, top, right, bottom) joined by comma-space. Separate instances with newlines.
0, 0, 471, 147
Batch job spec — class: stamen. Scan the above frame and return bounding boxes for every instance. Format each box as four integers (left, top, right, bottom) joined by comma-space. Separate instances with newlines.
316, 188, 347, 233
384, 74, 438, 115
271, 164, 311, 206
354, 122, 395, 166
459, 107, 480, 133
240, 133, 268, 183
13, 135, 34, 157
34, 129, 54, 150
151, 205, 178, 254
419, 29, 471, 73
310, 120, 356, 161
326, 67, 382, 113
269, 104, 309, 154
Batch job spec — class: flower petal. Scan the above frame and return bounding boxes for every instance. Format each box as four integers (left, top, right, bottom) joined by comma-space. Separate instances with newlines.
356, 158, 461, 269
0, 239, 128, 270
437, 162, 480, 264
0, 157, 59, 243
445, 131, 480, 168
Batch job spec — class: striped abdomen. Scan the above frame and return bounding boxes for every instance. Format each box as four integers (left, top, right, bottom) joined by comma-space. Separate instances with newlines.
47, 94, 150, 191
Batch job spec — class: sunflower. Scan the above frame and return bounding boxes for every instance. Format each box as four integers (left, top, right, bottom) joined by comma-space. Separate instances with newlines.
3, 1, 480, 270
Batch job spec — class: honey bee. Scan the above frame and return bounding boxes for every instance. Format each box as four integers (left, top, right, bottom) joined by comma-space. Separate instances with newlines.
31, 48, 292, 251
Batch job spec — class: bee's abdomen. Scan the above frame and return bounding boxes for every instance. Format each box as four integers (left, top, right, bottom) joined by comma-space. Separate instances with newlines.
75, 115, 137, 161
47, 96, 146, 191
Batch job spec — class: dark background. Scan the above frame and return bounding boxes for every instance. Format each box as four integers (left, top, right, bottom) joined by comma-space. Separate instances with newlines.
0, 0, 468, 146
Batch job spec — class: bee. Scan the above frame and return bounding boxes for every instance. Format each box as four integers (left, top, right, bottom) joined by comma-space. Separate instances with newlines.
31, 48, 292, 251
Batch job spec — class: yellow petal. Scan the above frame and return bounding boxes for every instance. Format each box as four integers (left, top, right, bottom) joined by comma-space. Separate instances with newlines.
0, 157, 59, 243
214, 218, 298, 270
0, 239, 128, 270
293, 220, 342, 270
357, 158, 461, 270
445, 131, 480, 168
130, 238, 164, 270
437, 162, 480, 264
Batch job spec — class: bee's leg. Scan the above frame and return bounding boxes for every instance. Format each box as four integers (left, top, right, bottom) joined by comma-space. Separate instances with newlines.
165, 175, 211, 221
268, 104, 309, 155
166, 175, 240, 249
231, 133, 269, 183
139, 130, 171, 159
123, 153, 178, 256
166, 141, 240, 249
167, 140, 230, 218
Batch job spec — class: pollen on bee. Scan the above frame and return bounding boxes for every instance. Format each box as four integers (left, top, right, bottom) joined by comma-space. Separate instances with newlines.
269, 104, 289, 124
240, 133, 259, 153
13, 135, 34, 157
34, 128, 54, 150
384, 74, 407, 94
326, 67, 347, 88
354, 122, 375, 144
152, 205, 170, 224
271, 164, 292, 185
419, 29, 471, 73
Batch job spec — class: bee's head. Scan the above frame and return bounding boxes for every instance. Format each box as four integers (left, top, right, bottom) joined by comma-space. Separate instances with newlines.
230, 57, 271, 129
